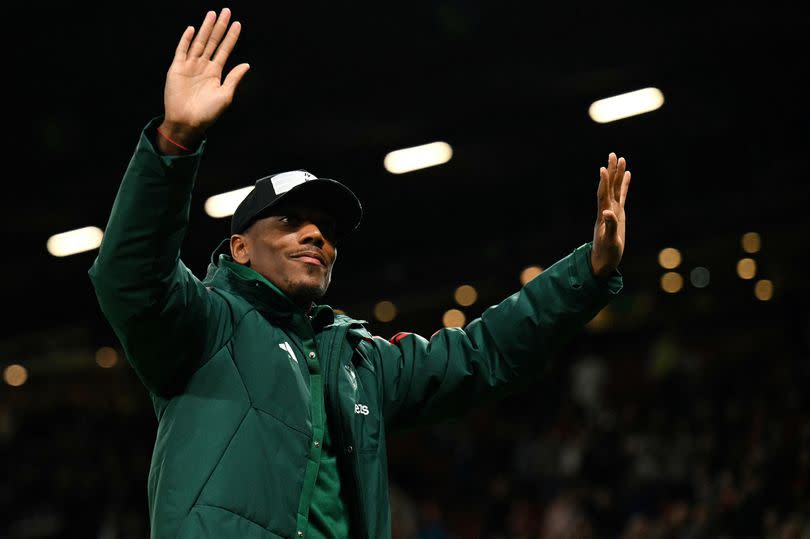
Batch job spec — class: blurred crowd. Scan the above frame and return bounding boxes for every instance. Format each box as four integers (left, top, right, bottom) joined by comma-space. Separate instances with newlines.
1, 315, 808, 539
385, 321, 810, 539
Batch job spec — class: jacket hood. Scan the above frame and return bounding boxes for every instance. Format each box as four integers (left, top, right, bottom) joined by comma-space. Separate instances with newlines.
202, 238, 338, 329
205, 237, 235, 275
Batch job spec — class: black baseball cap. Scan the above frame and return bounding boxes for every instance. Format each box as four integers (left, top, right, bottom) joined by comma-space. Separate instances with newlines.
230, 170, 362, 239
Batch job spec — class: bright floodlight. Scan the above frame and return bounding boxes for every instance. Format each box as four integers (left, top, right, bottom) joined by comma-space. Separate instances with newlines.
46, 226, 104, 257
588, 87, 665, 124
384, 142, 453, 174
204, 186, 254, 218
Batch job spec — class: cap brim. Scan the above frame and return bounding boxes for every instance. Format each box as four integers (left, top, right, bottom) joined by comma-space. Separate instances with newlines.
249, 179, 362, 240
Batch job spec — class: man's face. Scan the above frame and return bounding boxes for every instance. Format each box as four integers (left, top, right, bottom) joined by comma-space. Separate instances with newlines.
230, 201, 338, 308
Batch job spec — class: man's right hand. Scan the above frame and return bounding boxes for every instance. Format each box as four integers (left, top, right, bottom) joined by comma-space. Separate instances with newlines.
157, 8, 250, 154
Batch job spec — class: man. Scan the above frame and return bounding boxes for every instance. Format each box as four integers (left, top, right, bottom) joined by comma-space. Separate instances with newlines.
89, 8, 632, 539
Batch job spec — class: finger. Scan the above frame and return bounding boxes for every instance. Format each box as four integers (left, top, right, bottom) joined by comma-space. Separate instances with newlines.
597, 166, 608, 205
203, 8, 232, 60
189, 10, 217, 58
213, 21, 243, 67
606, 152, 617, 202
606, 152, 617, 180
223, 62, 251, 94
174, 26, 195, 61
619, 171, 632, 206
613, 157, 627, 201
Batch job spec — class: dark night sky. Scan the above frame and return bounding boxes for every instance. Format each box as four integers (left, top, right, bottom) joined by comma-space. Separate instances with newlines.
6, 2, 809, 353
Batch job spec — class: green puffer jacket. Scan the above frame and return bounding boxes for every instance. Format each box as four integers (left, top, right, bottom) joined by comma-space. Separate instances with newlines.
89, 117, 623, 539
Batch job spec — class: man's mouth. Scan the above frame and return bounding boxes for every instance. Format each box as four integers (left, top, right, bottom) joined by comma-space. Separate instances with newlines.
290, 251, 326, 266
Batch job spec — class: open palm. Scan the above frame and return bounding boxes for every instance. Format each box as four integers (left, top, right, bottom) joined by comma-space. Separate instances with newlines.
591, 152, 632, 277
163, 8, 250, 133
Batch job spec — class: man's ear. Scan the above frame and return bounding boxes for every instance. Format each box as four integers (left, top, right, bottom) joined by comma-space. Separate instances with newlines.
230, 234, 250, 264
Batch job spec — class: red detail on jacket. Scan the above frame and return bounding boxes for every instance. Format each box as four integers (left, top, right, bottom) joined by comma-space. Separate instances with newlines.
389, 332, 412, 344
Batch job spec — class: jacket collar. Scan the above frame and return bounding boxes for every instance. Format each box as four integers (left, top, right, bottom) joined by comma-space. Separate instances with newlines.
202, 238, 335, 330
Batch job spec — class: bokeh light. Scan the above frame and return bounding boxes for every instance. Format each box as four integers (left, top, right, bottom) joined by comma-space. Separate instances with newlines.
454, 285, 478, 307
741, 232, 761, 254
95, 346, 119, 369
690, 267, 711, 288
373, 301, 397, 322
3, 364, 28, 387
586, 307, 612, 332
658, 248, 682, 269
442, 309, 466, 328
737, 258, 757, 280
661, 272, 684, 293
520, 266, 543, 286
754, 279, 773, 301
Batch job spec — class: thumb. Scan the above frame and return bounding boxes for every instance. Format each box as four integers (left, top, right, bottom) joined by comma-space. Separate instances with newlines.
223, 63, 251, 94
602, 210, 617, 235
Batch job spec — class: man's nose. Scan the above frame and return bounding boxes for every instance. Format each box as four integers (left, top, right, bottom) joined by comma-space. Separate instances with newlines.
299, 222, 325, 247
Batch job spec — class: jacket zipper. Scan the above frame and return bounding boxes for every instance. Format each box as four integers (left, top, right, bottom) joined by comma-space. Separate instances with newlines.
324, 324, 369, 539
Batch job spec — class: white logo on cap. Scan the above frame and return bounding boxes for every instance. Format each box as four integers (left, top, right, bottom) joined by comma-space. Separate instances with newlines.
271, 170, 315, 195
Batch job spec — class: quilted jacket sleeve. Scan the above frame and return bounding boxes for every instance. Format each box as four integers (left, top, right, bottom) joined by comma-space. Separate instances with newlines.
88, 117, 232, 397
372, 242, 622, 432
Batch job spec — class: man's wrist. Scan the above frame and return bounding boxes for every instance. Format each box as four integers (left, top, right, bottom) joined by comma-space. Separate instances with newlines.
156, 120, 204, 155
590, 252, 614, 281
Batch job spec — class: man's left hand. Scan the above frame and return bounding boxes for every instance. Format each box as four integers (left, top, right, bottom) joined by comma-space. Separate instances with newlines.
591, 152, 632, 278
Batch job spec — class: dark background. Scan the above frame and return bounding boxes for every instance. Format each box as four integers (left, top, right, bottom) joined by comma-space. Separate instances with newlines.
3, 2, 809, 538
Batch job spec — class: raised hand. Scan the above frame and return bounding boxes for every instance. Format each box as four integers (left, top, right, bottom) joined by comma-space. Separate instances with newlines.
590, 152, 632, 278
158, 8, 250, 153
